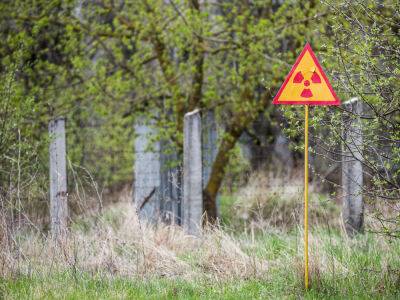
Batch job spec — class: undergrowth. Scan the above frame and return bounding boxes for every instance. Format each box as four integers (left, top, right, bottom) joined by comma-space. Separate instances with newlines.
1, 172, 399, 299
1, 227, 399, 299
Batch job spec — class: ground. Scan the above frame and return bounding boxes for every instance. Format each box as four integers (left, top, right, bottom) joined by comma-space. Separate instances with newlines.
2, 229, 400, 299
1, 175, 400, 299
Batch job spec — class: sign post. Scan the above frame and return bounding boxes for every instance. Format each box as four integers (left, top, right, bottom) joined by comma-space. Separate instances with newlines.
304, 104, 309, 289
273, 43, 340, 289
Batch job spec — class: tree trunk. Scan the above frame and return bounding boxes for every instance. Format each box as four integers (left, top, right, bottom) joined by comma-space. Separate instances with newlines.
202, 123, 244, 223
203, 89, 271, 223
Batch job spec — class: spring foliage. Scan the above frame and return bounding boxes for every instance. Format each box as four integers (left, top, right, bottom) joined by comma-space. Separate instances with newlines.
0, 1, 398, 230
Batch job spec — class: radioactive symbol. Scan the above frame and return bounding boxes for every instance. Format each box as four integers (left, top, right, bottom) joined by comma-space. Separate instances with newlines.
273, 43, 340, 105
292, 71, 321, 98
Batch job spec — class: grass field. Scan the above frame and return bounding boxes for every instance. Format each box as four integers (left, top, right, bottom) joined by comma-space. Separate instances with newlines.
1, 175, 400, 299
2, 226, 400, 299
2, 264, 398, 300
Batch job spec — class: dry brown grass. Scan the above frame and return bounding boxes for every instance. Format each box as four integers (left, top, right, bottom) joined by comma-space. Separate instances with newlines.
1, 171, 398, 298
0, 194, 268, 281
230, 171, 340, 232
364, 197, 400, 238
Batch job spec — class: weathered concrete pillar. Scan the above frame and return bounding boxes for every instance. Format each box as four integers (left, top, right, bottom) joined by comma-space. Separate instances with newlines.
133, 120, 161, 221
49, 117, 68, 237
159, 142, 181, 225
342, 98, 364, 235
183, 110, 203, 235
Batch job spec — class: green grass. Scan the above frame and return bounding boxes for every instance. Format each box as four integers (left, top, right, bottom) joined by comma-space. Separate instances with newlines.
2, 230, 399, 299
1, 275, 278, 300
2, 187, 398, 299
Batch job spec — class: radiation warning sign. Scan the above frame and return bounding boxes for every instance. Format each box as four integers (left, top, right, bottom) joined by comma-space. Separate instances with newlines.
273, 43, 340, 105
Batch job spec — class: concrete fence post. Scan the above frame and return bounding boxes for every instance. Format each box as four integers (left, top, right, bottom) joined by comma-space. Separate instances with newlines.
342, 98, 364, 235
49, 117, 68, 237
159, 143, 182, 225
133, 120, 161, 221
183, 109, 203, 235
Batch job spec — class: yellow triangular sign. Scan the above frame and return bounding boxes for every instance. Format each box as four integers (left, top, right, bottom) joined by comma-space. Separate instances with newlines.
273, 43, 340, 105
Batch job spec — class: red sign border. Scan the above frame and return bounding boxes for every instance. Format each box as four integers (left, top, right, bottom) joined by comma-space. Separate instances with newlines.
273, 43, 341, 106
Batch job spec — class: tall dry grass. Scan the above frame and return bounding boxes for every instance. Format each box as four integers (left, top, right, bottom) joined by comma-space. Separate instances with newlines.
1, 171, 399, 296
0, 194, 267, 281
229, 171, 340, 232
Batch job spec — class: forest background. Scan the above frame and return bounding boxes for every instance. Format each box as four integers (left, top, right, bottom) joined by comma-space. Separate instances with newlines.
0, 1, 399, 298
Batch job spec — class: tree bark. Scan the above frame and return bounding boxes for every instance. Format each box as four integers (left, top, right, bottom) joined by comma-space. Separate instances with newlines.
203, 124, 242, 223
203, 90, 271, 223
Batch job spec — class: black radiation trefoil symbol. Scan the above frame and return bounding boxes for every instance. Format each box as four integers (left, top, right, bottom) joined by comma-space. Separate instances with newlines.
293, 71, 321, 98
